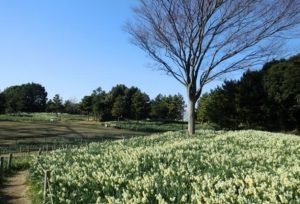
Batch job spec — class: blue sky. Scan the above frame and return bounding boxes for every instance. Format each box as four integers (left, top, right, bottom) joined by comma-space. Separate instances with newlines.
0, 1, 299, 103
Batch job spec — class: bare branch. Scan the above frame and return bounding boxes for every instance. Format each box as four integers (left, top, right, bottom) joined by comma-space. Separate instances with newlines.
126, 0, 300, 134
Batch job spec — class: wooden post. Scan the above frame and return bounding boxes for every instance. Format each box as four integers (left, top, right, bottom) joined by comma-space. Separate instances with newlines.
0, 157, 4, 179
38, 148, 42, 156
8, 153, 13, 169
43, 170, 51, 204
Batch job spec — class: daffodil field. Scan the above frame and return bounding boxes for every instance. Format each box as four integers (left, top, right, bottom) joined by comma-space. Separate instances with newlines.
30, 130, 300, 203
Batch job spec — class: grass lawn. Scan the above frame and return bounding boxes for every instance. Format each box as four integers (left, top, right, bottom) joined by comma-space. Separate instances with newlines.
0, 112, 87, 122
104, 120, 216, 133
0, 120, 148, 153
0, 113, 214, 153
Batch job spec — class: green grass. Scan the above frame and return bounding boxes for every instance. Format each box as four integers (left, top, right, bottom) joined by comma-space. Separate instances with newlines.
0, 112, 87, 122
0, 113, 217, 154
30, 130, 300, 203
0, 119, 148, 154
104, 120, 217, 133
27, 180, 43, 204
0, 156, 31, 184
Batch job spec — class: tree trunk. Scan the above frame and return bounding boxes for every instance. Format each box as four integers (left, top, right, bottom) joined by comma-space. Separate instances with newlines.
188, 98, 196, 135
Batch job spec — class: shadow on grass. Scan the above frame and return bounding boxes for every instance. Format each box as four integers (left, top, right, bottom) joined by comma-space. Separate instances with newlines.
0, 121, 149, 153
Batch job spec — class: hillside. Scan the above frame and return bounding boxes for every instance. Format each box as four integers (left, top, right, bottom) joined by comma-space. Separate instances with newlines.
30, 130, 300, 203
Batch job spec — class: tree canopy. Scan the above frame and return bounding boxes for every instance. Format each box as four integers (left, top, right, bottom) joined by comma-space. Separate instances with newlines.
197, 54, 300, 131
80, 84, 184, 122
2, 83, 47, 113
46, 94, 64, 115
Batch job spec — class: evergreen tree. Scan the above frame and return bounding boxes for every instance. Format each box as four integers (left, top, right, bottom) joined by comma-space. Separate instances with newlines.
0, 92, 5, 114
2, 83, 47, 113
3, 85, 25, 113
47, 94, 63, 116
80, 95, 93, 120
197, 53, 300, 131
22, 83, 48, 112
92, 87, 109, 121
150, 94, 169, 120
111, 96, 126, 120
131, 92, 150, 120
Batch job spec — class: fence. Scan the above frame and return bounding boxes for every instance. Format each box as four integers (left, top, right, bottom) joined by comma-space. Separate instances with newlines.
0, 149, 54, 203
0, 153, 30, 182
0, 136, 128, 203
0, 135, 122, 156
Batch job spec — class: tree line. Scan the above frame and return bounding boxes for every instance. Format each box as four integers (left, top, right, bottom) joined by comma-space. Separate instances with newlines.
0, 83, 185, 121
79, 84, 185, 121
197, 54, 300, 131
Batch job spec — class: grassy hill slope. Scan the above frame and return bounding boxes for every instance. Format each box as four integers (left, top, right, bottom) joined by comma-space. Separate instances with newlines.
30, 130, 300, 203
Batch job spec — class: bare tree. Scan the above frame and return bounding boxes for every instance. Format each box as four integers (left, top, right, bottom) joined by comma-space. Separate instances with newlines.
126, 0, 300, 135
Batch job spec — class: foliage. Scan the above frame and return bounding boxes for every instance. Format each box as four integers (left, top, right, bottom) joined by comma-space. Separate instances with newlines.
107, 85, 129, 119
2, 83, 47, 113
198, 81, 239, 129
8, 156, 31, 171
263, 55, 300, 130
108, 85, 150, 120
196, 93, 210, 123
3, 85, 25, 113
80, 85, 184, 122
197, 54, 300, 131
22, 83, 48, 112
166, 94, 185, 121
0, 156, 31, 183
131, 92, 150, 120
150, 94, 185, 121
28, 180, 43, 204
1, 82, 185, 122
80, 96, 93, 118
111, 96, 127, 119
0, 112, 86, 122
108, 121, 188, 133
104, 120, 215, 133
30, 130, 300, 203
46, 94, 64, 114
91, 87, 109, 121
64, 99, 81, 114
0, 92, 5, 114
236, 71, 270, 129
150, 94, 169, 120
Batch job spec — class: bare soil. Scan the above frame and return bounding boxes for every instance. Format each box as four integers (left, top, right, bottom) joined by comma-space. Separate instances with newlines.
0, 170, 30, 204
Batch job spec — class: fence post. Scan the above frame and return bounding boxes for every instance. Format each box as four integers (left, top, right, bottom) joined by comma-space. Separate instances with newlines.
38, 148, 42, 156
8, 153, 13, 170
43, 170, 51, 204
0, 157, 4, 180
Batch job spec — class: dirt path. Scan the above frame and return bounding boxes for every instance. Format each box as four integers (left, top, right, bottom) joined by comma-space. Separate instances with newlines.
0, 170, 30, 204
